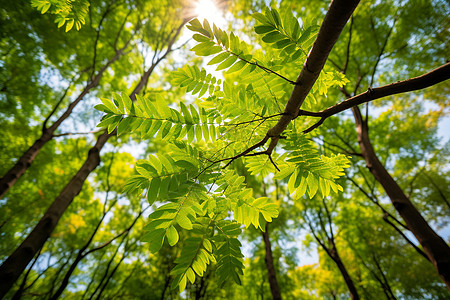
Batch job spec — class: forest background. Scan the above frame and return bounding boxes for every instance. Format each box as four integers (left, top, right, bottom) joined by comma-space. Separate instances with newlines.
0, 0, 449, 299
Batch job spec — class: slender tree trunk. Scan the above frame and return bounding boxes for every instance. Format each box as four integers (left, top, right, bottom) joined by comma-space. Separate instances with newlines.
195, 274, 206, 300
261, 223, 282, 300
109, 259, 141, 299
382, 213, 430, 262
160, 260, 174, 300
160, 275, 171, 300
347, 174, 432, 262
264, 0, 360, 151
352, 106, 450, 289
88, 236, 125, 300
371, 254, 397, 300
0, 43, 128, 199
81, 251, 106, 300
306, 213, 360, 300
49, 252, 85, 300
46, 250, 75, 298
328, 242, 360, 300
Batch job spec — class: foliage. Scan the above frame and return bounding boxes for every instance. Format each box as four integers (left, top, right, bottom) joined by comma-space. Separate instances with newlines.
31, 0, 90, 31
94, 7, 352, 292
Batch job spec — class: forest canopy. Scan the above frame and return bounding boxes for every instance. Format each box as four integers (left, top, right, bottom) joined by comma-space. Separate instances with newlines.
0, 0, 449, 299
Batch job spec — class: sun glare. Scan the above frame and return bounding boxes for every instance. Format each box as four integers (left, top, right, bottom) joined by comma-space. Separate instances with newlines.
194, 0, 226, 26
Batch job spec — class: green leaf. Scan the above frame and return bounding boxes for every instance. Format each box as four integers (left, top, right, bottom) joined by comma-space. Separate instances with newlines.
208, 52, 230, 65
253, 12, 270, 25
273, 38, 292, 49
176, 214, 193, 230
122, 94, 133, 114
202, 19, 213, 36
202, 124, 210, 142
270, 8, 282, 27
298, 25, 314, 45
193, 33, 210, 43
216, 56, 238, 71
99, 97, 119, 114
148, 155, 163, 174
41, 2, 51, 14
186, 268, 196, 284
262, 32, 285, 43
65, 18, 74, 32
147, 178, 161, 205
255, 25, 275, 34
225, 60, 247, 73
190, 105, 200, 124
96, 114, 119, 128
191, 41, 215, 54
117, 117, 133, 136
146, 120, 162, 138
142, 228, 165, 253
166, 225, 179, 246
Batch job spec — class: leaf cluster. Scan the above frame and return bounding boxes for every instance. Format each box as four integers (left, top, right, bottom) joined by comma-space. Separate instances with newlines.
95, 92, 221, 143
275, 133, 350, 199
253, 7, 318, 62
31, 0, 90, 31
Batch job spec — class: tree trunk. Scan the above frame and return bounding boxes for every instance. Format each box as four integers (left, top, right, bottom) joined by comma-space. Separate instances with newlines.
0, 21, 185, 297
328, 243, 360, 300
352, 106, 450, 289
306, 209, 360, 299
261, 223, 282, 300
0, 44, 127, 199
160, 274, 171, 300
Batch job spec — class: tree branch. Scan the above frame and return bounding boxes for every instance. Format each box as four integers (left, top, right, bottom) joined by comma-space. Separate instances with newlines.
42, 75, 78, 133
52, 129, 102, 137
382, 213, 430, 262
207, 0, 360, 167
265, 0, 359, 150
300, 62, 450, 133
342, 16, 353, 74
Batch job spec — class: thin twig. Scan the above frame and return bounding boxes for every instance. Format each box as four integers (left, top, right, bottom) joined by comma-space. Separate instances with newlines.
52, 129, 102, 137
229, 51, 299, 85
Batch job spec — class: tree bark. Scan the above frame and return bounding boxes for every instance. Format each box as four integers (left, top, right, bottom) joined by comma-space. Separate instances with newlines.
352, 105, 450, 289
10, 248, 42, 300
0, 20, 185, 297
327, 242, 360, 300
306, 212, 360, 300
261, 223, 282, 300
